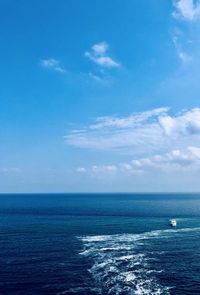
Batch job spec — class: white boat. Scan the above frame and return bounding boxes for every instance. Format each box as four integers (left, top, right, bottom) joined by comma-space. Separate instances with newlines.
169, 219, 177, 227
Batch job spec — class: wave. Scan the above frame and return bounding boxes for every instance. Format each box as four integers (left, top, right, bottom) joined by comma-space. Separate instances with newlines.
78, 227, 200, 295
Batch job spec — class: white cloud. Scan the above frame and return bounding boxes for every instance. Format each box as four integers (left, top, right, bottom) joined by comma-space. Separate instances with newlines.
92, 165, 118, 173
173, 0, 200, 21
40, 58, 66, 73
65, 107, 200, 155
159, 108, 200, 136
131, 146, 200, 170
85, 42, 120, 68
77, 146, 200, 176
119, 163, 133, 171
188, 146, 200, 158
76, 167, 86, 173
92, 42, 108, 55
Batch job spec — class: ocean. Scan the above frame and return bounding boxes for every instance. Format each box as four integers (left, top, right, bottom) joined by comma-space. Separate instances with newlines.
1, 193, 200, 295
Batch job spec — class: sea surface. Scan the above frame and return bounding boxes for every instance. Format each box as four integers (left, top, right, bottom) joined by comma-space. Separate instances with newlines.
1, 193, 200, 294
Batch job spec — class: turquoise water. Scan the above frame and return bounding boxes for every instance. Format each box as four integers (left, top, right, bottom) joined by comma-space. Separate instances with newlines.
1, 193, 200, 294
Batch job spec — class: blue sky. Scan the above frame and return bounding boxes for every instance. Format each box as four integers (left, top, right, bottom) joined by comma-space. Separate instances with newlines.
1, 0, 200, 192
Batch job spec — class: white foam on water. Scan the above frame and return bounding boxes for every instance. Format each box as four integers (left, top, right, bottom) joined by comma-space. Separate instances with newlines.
78, 227, 200, 294
80, 226, 200, 245
82, 235, 112, 242
116, 255, 135, 261
123, 271, 136, 282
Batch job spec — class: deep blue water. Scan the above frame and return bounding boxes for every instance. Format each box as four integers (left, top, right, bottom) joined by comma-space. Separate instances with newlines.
1, 193, 200, 294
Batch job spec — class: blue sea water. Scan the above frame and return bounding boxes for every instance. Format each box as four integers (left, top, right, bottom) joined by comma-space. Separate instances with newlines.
1, 194, 200, 294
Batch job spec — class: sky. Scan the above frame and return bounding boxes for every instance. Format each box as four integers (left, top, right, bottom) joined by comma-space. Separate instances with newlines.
1, 0, 200, 192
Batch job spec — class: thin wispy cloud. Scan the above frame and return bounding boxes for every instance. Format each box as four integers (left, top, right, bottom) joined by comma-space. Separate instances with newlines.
40, 58, 66, 73
65, 108, 200, 156
172, 1, 200, 64
76, 167, 87, 173
173, 0, 200, 21
0, 168, 21, 175
172, 35, 191, 63
40, 42, 119, 83
88, 108, 169, 130
85, 41, 120, 68
88, 72, 108, 84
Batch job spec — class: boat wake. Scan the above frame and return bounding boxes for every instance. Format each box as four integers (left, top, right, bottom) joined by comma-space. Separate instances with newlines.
79, 227, 200, 295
